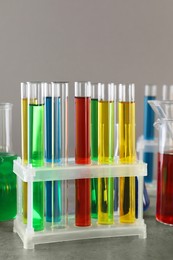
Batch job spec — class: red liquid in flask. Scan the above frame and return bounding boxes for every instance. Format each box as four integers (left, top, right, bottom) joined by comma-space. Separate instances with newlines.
156, 152, 173, 225
75, 97, 91, 226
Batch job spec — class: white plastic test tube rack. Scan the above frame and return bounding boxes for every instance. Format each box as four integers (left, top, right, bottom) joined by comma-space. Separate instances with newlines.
13, 157, 147, 249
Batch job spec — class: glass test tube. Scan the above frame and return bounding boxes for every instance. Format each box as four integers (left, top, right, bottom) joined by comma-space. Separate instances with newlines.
143, 85, 157, 183
162, 85, 173, 119
45, 82, 68, 225
162, 85, 173, 101
118, 84, 136, 223
113, 84, 119, 212
27, 82, 44, 231
75, 81, 91, 226
91, 83, 98, 218
21, 83, 28, 223
98, 83, 115, 224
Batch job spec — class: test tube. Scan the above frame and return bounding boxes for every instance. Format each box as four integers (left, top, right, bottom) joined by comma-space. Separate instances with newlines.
45, 82, 68, 225
75, 81, 91, 227
118, 84, 136, 223
98, 83, 115, 225
162, 85, 173, 100
27, 82, 44, 231
162, 85, 173, 118
21, 83, 28, 223
143, 85, 157, 183
113, 84, 119, 212
91, 83, 98, 218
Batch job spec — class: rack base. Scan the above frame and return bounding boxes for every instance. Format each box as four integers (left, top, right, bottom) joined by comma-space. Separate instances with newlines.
13, 216, 147, 249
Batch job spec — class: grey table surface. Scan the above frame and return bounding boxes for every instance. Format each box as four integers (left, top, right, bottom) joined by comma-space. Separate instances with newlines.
0, 194, 173, 260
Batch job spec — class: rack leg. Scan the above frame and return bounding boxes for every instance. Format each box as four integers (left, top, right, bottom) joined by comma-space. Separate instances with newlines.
24, 238, 35, 250
13, 227, 17, 233
139, 229, 147, 239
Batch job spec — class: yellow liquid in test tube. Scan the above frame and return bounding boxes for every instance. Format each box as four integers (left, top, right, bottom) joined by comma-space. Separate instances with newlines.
21, 98, 28, 223
119, 101, 136, 223
98, 101, 114, 224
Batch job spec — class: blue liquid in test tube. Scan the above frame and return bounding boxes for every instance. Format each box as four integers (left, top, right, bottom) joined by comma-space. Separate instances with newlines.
45, 95, 62, 223
45, 96, 52, 163
143, 85, 157, 183
143, 182, 150, 211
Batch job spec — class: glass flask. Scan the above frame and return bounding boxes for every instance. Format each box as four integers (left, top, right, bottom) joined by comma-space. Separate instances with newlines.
0, 103, 17, 221
149, 100, 173, 225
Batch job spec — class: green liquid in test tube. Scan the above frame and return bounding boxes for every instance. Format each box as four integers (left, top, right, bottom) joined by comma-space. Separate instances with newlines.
91, 83, 98, 218
28, 82, 44, 231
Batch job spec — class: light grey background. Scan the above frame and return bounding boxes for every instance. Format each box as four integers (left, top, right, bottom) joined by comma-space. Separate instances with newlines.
0, 0, 172, 156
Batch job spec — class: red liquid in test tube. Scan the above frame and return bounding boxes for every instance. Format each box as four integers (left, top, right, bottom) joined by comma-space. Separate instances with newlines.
75, 82, 91, 227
